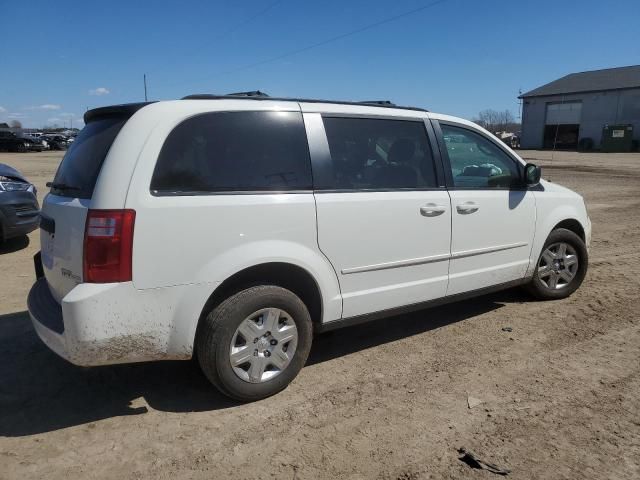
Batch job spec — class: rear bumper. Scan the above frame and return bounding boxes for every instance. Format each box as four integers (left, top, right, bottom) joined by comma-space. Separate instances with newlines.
28, 277, 64, 333
28, 279, 67, 359
27, 278, 213, 366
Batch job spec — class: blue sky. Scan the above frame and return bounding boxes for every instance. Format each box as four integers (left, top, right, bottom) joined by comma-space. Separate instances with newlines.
2, 0, 639, 128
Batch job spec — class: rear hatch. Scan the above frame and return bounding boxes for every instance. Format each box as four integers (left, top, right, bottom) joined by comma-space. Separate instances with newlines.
40, 104, 148, 303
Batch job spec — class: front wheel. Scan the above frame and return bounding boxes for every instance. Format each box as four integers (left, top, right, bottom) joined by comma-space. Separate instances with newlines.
526, 228, 588, 300
196, 285, 313, 401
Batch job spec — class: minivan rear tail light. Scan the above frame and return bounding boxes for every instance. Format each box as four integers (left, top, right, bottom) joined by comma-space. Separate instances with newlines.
83, 209, 136, 283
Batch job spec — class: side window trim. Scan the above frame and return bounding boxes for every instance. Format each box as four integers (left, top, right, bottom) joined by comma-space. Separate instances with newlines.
302, 112, 334, 190
432, 119, 525, 190
422, 118, 447, 188
310, 113, 446, 193
430, 119, 455, 187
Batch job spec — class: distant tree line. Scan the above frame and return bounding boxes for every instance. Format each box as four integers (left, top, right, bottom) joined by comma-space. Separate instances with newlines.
472, 109, 519, 133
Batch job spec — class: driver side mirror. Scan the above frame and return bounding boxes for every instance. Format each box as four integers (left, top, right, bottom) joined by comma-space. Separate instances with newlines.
524, 163, 541, 187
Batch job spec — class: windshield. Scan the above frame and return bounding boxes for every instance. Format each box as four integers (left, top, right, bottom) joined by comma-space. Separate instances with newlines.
50, 117, 126, 198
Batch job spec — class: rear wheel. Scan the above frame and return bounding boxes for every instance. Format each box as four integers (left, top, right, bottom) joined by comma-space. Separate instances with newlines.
196, 285, 313, 401
526, 228, 588, 300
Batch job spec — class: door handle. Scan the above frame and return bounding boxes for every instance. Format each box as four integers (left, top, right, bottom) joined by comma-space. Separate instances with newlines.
420, 204, 446, 217
456, 202, 479, 214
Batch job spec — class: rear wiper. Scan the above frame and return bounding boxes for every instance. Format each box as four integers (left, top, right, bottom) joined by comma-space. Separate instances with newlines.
46, 182, 81, 191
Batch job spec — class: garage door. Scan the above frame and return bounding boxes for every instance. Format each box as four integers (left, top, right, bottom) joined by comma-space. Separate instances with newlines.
544, 102, 582, 149
545, 102, 582, 124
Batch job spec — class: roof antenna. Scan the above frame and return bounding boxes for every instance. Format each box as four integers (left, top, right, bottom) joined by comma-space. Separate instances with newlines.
144, 74, 148, 102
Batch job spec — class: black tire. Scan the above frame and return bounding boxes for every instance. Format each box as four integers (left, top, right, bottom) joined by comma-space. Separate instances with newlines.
196, 285, 313, 401
526, 228, 588, 300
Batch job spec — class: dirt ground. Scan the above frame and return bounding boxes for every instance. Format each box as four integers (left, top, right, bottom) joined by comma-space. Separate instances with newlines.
1, 149, 639, 480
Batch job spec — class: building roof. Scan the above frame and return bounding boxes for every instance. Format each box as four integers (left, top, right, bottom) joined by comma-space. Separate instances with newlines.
520, 65, 640, 98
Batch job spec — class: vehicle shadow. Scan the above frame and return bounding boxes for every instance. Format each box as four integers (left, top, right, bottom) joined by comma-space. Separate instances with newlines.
0, 288, 528, 437
309, 287, 528, 366
0, 235, 30, 255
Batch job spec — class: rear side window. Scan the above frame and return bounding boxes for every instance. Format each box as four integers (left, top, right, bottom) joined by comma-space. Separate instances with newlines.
151, 111, 312, 194
321, 117, 437, 190
51, 118, 126, 198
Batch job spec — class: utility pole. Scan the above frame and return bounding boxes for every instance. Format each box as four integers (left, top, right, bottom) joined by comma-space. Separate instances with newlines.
517, 88, 524, 122
144, 74, 148, 102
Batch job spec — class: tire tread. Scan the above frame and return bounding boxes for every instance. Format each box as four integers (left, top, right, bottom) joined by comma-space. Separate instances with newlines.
196, 285, 312, 401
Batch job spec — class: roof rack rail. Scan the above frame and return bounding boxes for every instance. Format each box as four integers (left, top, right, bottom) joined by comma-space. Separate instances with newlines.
226, 90, 270, 97
358, 100, 395, 106
180, 94, 428, 112
181, 92, 270, 100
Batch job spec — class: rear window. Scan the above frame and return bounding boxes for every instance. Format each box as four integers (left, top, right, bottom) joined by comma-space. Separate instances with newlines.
150, 111, 312, 194
50, 118, 126, 198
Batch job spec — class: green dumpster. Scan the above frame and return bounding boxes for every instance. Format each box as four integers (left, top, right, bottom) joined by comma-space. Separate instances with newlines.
601, 124, 634, 152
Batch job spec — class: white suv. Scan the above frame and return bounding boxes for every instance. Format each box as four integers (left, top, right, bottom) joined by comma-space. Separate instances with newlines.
28, 93, 591, 401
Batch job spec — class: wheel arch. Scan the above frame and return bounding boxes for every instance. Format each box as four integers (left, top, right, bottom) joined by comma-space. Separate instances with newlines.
551, 218, 585, 241
192, 262, 325, 355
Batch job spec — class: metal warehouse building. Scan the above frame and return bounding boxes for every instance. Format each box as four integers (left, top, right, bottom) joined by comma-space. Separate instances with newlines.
519, 65, 640, 150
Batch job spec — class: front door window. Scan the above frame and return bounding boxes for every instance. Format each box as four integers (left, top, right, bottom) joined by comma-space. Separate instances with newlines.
441, 125, 521, 188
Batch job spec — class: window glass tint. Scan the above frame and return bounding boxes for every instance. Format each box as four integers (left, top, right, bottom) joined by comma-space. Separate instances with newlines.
321, 117, 437, 190
151, 111, 311, 193
441, 125, 521, 188
51, 117, 126, 198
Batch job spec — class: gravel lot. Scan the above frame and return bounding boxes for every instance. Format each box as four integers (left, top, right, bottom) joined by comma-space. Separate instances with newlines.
1, 150, 639, 479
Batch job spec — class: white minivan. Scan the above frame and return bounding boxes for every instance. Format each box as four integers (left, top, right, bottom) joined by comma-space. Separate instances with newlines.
28, 93, 591, 401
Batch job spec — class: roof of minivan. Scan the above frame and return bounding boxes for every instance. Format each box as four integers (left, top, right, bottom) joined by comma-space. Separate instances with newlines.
83, 98, 486, 137
83, 99, 487, 144
84, 94, 428, 123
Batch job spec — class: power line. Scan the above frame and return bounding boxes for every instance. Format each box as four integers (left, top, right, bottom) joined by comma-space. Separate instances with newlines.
216, 0, 286, 40
165, 0, 449, 90
145, 0, 286, 79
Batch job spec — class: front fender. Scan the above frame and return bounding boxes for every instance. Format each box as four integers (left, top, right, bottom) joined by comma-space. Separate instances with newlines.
528, 190, 590, 277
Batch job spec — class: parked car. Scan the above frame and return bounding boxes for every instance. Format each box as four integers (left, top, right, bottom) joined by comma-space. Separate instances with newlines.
25, 132, 44, 139
0, 163, 40, 242
20, 135, 46, 152
28, 94, 591, 401
0, 131, 30, 152
43, 135, 68, 150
